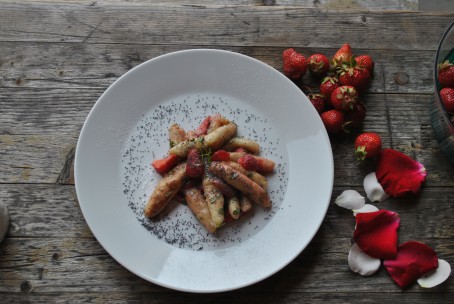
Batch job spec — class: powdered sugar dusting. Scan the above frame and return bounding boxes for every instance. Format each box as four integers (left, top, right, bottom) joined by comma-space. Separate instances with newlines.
121, 93, 288, 251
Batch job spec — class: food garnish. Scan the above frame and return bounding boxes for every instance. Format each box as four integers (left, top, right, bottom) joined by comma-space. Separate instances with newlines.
145, 115, 275, 233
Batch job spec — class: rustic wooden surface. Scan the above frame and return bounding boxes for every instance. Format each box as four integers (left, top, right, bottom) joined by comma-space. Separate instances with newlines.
1, 1, 453, 302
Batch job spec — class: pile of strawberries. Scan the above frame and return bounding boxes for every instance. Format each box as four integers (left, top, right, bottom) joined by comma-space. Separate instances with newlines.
437, 59, 454, 114
282, 44, 374, 134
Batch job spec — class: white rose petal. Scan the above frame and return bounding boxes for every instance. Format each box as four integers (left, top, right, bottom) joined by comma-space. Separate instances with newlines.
348, 243, 381, 276
335, 190, 365, 210
364, 172, 389, 202
353, 204, 379, 217
417, 259, 451, 288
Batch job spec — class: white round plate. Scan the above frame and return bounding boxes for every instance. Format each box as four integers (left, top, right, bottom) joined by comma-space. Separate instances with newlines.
75, 49, 333, 293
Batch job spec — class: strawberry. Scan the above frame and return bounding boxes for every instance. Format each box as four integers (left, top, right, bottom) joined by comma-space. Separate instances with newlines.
439, 87, 454, 113
339, 66, 371, 92
332, 43, 353, 67
282, 48, 308, 80
212, 150, 230, 161
355, 55, 374, 73
321, 109, 344, 134
282, 48, 295, 61
344, 102, 367, 129
152, 154, 179, 175
308, 53, 330, 76
320, 76, 339, 98
238, 154, 259, 171
186, 148, 204, 177
308, 93, 326, 114
234, 147, 248, 154
193, 116, 211, 137
330, 85, 359, 111
438, 60, 454, 88
354, 132, 382, 160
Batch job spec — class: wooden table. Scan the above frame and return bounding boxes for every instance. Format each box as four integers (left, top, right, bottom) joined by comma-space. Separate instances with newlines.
1, 1, 453, 302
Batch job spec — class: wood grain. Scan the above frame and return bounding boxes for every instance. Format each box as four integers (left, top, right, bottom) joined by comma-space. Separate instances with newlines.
0, 134, 77, 184
0, 43, 440, 94
0, 179, 452, 297
11, 0, 419, 11
0, 292, 452, 304
0, 1, 453, 301
2, 92, 454, 187
0, 3, 452, 49
1, 183, 453, 240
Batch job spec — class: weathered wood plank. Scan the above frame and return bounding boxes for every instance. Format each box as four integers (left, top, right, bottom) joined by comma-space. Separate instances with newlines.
2, 183, 454, 241
2, 92, 454, 186
13, 0, 419, 11
0, 134, 77, 184
0, 292, 452, 304
0, 3, 451, 50
0, 1, 452, 302
1, 185, 90, 238
0, 43, 438, 95
0, 88, 99, 135
0, 235, 452, 293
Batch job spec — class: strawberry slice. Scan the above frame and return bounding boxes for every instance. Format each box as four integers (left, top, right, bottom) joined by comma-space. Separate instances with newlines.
211, 150, 231, 161
384, 241, 439, 288
238, 154, 259, 171
186, 148, 204, 178
353, 210, 400, 259
234, 147, 248, 154
151, 154, 179, 175
376, 149, 427, 197
194, 116, 211, 137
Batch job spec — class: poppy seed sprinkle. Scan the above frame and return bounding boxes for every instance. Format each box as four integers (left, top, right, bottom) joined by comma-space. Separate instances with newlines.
121, 93, 288, 250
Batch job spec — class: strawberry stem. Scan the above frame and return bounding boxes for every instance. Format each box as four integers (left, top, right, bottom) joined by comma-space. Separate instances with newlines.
355, 146, 368, 161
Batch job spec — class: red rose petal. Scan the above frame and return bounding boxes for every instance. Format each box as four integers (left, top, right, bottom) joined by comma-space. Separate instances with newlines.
353, 210, 400, 259
376, 149, 427, 197
384, 241, 439, 288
